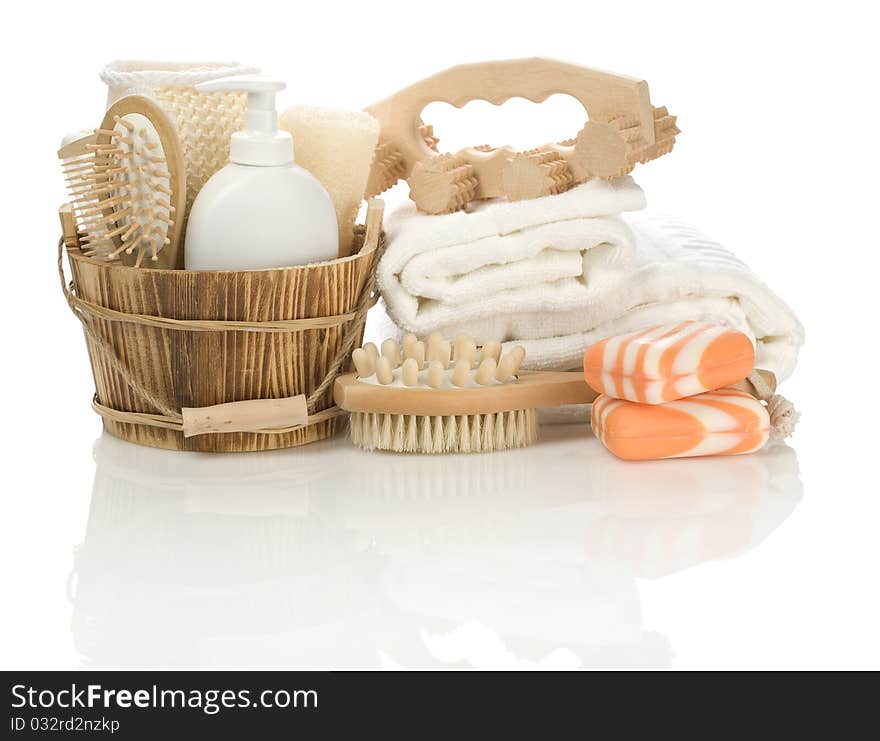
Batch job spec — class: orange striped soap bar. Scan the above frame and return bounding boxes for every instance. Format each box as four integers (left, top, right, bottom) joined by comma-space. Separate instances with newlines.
583, 321, 755, 404
591, 387, 770, 461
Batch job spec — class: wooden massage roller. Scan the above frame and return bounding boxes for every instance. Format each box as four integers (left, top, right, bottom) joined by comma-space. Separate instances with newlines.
364, 58, 679, 214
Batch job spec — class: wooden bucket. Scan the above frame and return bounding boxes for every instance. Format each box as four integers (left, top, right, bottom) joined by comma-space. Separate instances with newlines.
61, 226, 382, 453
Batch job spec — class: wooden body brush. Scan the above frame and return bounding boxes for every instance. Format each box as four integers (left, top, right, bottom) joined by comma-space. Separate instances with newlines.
59, 95, 185, 268
333, 335, 594, 453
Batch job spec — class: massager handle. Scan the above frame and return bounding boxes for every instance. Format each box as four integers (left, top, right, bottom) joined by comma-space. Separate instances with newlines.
366, 57, 655, 173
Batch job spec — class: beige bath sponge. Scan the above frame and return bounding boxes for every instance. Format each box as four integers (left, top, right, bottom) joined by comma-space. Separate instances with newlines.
280, 106, 380, 257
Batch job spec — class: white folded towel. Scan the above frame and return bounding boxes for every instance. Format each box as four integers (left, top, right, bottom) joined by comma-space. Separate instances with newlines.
377, 181, 803, 382
379, 177, 645, 329
509, 215, 804, 381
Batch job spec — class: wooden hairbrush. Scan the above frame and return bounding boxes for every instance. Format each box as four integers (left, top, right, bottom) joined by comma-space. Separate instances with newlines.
365, 57, 679, 214
333, 334, 594, 453
60, 95, 186, 268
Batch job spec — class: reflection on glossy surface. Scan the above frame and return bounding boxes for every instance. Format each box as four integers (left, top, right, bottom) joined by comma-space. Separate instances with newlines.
70, 426, 802, 669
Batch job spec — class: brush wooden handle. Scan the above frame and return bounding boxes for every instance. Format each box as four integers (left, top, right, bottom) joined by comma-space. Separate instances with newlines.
334, 370, 595, 416
335, 367, 778, 418
59, 204, 79, 250
57, 132, 96, 160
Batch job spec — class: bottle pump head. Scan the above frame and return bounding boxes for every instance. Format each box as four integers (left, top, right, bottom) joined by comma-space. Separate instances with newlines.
195, 76, 291, 166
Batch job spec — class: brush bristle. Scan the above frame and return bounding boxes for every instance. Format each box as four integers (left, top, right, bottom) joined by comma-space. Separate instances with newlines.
349, 410, 539, 454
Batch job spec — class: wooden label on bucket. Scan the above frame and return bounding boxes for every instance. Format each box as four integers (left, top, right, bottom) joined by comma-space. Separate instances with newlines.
182, 395, 309, 437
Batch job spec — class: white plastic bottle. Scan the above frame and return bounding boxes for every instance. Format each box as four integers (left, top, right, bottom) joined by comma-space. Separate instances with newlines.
184, 76, 339, 270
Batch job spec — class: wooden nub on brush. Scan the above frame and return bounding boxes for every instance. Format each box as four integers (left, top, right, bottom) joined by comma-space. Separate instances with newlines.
334, 336, 593, 453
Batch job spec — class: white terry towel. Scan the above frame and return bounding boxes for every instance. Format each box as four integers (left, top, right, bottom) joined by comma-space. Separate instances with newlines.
377, 183, 803, 382
379, 177, 646, 333
508, 215, 804, 381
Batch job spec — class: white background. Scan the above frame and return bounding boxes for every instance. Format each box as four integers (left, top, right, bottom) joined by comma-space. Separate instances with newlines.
1, 0, 878, 669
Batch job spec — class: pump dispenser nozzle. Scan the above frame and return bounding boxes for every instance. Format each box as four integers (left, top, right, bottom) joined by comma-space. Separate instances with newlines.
196, 76, 291, 166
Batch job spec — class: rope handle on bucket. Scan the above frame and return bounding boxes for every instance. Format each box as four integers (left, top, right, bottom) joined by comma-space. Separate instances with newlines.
58, 200, 386, 436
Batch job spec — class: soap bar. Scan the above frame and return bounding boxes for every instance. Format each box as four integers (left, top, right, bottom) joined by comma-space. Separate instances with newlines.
591, 387, 770, 461
583, 321, 755, 404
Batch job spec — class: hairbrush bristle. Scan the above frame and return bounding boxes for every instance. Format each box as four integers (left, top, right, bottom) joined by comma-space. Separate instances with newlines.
349, 409, 538, 454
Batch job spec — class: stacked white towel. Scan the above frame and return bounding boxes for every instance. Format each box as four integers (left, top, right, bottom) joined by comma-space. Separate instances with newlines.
376, 178, 803, 382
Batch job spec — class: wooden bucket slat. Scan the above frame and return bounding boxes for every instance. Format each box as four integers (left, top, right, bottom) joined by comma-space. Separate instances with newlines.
68, 233, 378, 452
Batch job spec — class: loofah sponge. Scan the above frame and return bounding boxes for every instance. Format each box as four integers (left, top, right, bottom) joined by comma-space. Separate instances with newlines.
279, 106, 380, 257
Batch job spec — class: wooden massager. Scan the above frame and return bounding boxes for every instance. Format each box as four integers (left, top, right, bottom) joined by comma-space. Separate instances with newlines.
364, 57, 679, 214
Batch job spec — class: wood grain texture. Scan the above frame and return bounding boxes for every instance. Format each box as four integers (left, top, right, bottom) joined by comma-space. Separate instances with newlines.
68, 232, 378, 452
334, 370, 595, 416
